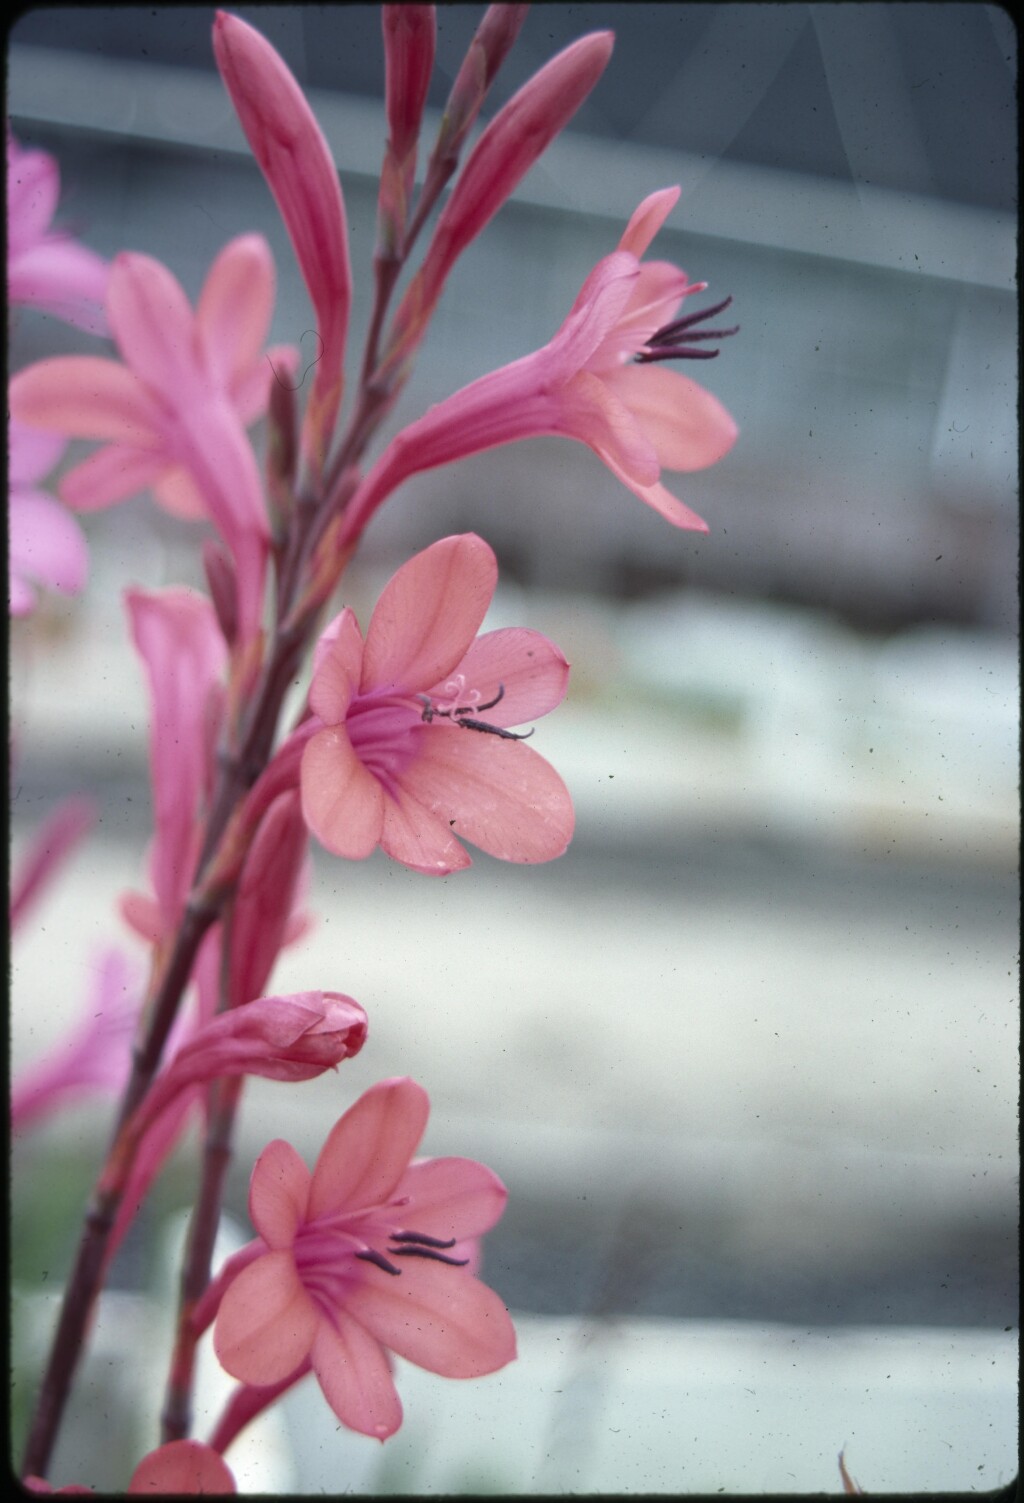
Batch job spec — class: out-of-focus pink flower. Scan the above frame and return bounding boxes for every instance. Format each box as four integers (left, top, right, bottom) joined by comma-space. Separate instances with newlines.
9, 794, 95, 932
23, 1437, 236, 1494
122, 992, 368, 1147
213, 11, 351, 475
384, 29, 613, 368
213, 1077, 515, 1440
7, 131, 109, 334
8, 416, 87, 616
9, 237, 292, 639
226, 790, 312, 1010
121, 587, 227, 944
344, 188, 738, 545
11, 948, 138, 1135
298, 533, 573, 874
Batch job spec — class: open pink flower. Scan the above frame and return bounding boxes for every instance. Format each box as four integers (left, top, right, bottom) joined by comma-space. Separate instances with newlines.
213, 1077, 515, 1440
343, 187, 738, 546
8, 416, 87, 616
9, 237, 294, 639
298, 533, 573, 874
7, 131, 109, 334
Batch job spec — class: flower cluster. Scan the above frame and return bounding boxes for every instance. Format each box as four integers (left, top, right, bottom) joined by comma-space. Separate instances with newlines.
10, 5, 737, 1492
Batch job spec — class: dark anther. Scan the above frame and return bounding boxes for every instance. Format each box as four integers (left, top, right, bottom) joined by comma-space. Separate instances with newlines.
635, 294, 738, 363
392, 1246, 470, 1267
356, 1248, 402, 1276
391, 1230, 459, 1249
418, 683, 533, 740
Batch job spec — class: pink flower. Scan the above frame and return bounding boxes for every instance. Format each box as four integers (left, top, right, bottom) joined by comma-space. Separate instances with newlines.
8, 416, 88, 616
298, 533, 573, 874
23, 1437, 235, 1494
377, 5, 436, 252
123, 992, 368, 1147
213, 11, 351, 475
343, 188, 738, 546
7, 131, 109, 334
8, 237, 293, 639
9, 794, 95, 932
213, 1077, 515, 1440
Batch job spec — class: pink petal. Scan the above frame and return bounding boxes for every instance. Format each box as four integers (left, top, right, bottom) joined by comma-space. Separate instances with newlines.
8, 795, 95, 931
592, 448, 711, 531
128, 1439, 235, 1495
616, 186, 681, 258
234, 342, 297, 425
394, 1156, 508, 1240
309, 610, 364, 724
8, 240, 110, 335
249, 1138, 311, 1249
379, 778, 474, 875
399, 731, 574, 864
7, 138, 59, 247
8, 417, 65, 485
547, 250, 639, 380
9, 357, 159, 444
196, 233, 275, 392
59, 444, 168, 512
382, 5, 436, 162
607, 363, 739, 472
308, 1078, 429, 1220
8, 488, 88, 597
150, 464, 210, 520
343, 1259, 516, 1378
214, 1249, 318, 1385
442, 628, 569, 726
361, 534, 497, 694
605, 260, 692, 362
558, 369, 660, 486
107, 252, 199, 397
310, 1309, 402, 1440
300, 725, 384, 859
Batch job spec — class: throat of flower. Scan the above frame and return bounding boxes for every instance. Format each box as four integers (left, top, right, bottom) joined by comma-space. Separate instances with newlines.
635, 292, 738, 363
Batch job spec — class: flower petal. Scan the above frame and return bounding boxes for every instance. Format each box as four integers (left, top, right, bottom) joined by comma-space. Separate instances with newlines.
59, 444, 168, 512
196, 233, 275, 392
128, 1439, 235, 1495
301, 724, 384, 859
591, 446, 711, 530
559, 369, 660, 486
344, 1259, 516, 1378
438, 628, 570, 726
607, 363, 739, 472
378, 780, 474, 875
361, 534, 497, 694
8, 488, 88, 596
108, 252, 200, 397
394, 1156, 508, 1240
616, 185, 680, 258
249, 1138, 311, 1249
310, 1309, 402, 1440
309, 609, 363, 724
399, 731, 574, 863
308, 1078, 429, 1219
9, 357, 159, 443
214, 1249, 317, 1386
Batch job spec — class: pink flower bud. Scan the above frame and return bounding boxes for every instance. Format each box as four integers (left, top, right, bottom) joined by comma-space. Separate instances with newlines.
383, 5, 436, 163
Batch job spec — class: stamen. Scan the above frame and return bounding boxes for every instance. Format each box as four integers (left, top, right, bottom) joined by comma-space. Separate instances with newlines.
391, 1230, 458, 1249
392, 1246, 469, 1267
636, 294, 738, 364
355, 1248, 402, 1276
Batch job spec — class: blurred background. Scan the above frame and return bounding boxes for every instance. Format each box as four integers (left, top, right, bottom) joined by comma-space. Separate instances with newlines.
8, 4, 1018, 1493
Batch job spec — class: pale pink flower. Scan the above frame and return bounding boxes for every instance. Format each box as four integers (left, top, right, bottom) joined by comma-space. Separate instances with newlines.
344, 187, 738, 546
11, 948, 138, 1135
23, 1437, 235, 1494
213, 1077, 515, 1440
7, 131, 109, 334
8, 237, 293, 639
298, 533, 573, 874
213, 11, 351, 475
8, 416, 87, 616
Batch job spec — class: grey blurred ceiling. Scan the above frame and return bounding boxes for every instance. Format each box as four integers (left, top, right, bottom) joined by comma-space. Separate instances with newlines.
8, 3, 1017, 211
